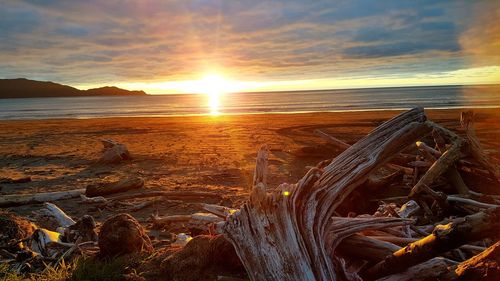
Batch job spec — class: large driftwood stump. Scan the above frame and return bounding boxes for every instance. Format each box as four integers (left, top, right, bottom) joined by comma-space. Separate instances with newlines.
223, 108, 431, 281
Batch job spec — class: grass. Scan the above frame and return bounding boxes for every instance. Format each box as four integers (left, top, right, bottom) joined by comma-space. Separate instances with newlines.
0, 255, 144, 281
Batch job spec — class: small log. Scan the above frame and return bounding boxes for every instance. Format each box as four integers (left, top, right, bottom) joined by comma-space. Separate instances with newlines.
0, 176, 31, 184
152, 212, 223, 228
461, 111, 500, 181
0, 189, 85, 207
201, 203, 236, 218
375, 257, 456, 281
80, 194, 108, 204
98, 139, 131, 164
85, 177, 144, 197
365, 208, 500, 279
440, 241, 500, 280
108, 190, 223, 202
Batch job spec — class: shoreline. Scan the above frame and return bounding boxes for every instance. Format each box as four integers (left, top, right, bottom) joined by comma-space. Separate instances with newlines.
1, 105, 500, 121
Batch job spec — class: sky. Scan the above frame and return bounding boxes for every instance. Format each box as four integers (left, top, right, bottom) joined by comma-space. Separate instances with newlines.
0, 0, 499, 94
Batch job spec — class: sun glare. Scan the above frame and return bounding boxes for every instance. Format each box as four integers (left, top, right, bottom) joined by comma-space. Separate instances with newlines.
197, 73, 232, 115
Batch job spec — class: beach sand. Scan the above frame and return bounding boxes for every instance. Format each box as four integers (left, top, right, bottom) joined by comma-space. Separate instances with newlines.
1, 108, 499, 227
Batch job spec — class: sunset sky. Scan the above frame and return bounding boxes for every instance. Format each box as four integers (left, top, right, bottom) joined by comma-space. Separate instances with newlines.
1, 0, 499, 94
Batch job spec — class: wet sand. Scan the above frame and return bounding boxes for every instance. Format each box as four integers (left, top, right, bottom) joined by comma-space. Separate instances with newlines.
0, 108, 499, 226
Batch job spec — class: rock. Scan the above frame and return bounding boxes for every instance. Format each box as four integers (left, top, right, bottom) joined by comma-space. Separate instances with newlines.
98, 213, 153, 257
161, 235, 243, 281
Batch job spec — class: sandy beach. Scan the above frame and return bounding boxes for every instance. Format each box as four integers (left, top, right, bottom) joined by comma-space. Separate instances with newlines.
1, 108, 499, 225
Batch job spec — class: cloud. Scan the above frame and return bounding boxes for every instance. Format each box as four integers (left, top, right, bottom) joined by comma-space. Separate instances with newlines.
0, 0, 497, 88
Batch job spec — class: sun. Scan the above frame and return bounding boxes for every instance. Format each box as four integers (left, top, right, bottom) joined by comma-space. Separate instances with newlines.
197, 73, 232, 115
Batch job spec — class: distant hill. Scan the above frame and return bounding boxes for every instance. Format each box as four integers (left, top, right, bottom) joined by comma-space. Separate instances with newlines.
0, 78, 147, 98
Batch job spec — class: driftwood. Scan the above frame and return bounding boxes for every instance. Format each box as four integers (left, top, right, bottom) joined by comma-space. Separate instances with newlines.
440, 241, 500, 280
42, 202, 76, 229
108, 190, 223, 202
365, 208, 500, 279
376, 257, 456, 281
337, 234, 400, 262
409, 121, 465, 199
86, 177, 144, 197
98, 139, 131, 164
151, 212, 223, 229
460, 111, 500, 181
0, 189, 85, 207
0, 176, 31, 184
223, 108, 430, 280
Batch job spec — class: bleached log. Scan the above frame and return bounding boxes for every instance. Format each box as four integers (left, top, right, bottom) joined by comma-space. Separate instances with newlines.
108, 190, 222, 202
365, 208, 500, 279
152, 212, 223, 227
461, 111, 500, 181
0, 189, 85, 207
80, 194, 108, 204
43, 203, 76, 229
201, 203, 237, 218
223, 108, 430, 281
98, 139, 131, 164
85, 177, 144, 197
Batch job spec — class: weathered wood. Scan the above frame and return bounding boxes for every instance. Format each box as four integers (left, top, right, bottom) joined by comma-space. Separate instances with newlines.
338, 234, 400, 262
108, 190, 223, 201
375, 257, 456, 281
223, 108, 430, 281
85, 177, 144, 197
314, 129, 350, 149
0, 189, 85, 207
365, 208, 500, 279
409, 121, 465, 199
43, 202, 76, 229
461, 111, 500, 181
152, 212, 223, 227
440, 241, 500, 280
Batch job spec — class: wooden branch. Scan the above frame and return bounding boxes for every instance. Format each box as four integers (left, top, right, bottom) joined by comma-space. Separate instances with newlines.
223, 108, 430, 281
85, 177, 144, 197
337, 234, 400, 262
440, 241, 499, 280
108, 190, 223, 202
409, 121, 465, 198
314, 129, 350, 149
461, 110, 500, 181
375, 257, 456, 281
0, 189, 85, 207
365, 208, 500, 279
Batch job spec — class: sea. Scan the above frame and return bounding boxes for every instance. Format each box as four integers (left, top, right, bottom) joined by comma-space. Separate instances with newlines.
1, 85, 499, 120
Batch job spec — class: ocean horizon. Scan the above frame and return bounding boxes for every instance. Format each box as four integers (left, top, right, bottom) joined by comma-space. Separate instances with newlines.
1, 84, 499, 120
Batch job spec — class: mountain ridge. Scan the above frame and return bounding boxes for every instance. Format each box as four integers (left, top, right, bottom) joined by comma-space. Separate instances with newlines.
0, 78, 147, 98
